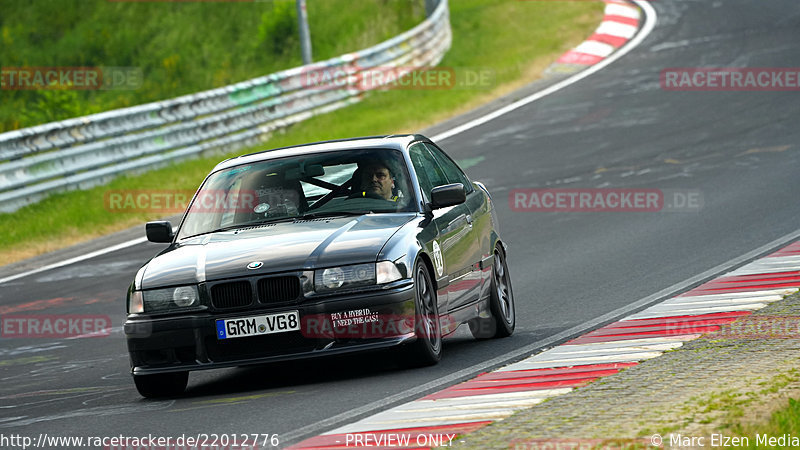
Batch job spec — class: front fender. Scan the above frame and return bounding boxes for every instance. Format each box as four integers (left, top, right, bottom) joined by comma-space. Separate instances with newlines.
377, 215, 428, 281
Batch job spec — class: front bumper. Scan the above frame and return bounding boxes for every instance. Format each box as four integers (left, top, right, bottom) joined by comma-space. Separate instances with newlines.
125, 284, 416, 375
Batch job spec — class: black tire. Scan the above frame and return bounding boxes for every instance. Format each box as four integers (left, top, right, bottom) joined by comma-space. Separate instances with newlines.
133, 371, 188, 398
401, 260, 442, 367
469, 244, 515, 339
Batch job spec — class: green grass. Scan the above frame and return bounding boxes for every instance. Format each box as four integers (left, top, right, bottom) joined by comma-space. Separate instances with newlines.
730, 370, 800, 449
0, 0, 603, 264
0, 0, 425, 131
647, 368, 800, 449
739, 398, 800, 449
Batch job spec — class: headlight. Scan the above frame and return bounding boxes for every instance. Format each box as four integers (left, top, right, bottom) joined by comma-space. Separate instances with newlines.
315, 263, 375, 292
139, 285, 200, 312
321, 267, 346, 289
173, 286, 197, 307
315, 261, 406, 293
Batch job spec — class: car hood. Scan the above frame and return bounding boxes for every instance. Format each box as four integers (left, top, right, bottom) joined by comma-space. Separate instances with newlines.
140, 214, 416, 288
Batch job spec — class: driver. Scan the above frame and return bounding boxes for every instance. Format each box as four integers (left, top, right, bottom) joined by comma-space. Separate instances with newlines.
353, 159, 400, 202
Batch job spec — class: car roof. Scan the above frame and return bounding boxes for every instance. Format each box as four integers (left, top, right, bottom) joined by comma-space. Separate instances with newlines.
213, 134, 429, 172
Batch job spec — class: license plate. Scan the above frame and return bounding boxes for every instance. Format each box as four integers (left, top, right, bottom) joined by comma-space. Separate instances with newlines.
216, 311, 300, 340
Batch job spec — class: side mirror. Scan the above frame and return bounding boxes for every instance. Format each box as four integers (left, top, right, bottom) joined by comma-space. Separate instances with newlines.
146, 221, 174, 243
430, 183, 466, 209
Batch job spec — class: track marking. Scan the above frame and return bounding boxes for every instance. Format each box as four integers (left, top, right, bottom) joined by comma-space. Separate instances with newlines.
0, 237, 148, 285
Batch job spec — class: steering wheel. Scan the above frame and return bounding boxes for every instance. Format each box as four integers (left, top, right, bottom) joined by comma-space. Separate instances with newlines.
347, 189, 392, 201
362, 190, 386, 200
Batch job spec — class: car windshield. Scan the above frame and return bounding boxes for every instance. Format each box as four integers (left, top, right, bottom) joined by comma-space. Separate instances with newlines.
177, 148, 417, 239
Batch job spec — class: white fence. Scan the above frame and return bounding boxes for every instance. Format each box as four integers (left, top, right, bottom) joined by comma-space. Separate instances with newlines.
0, 0, 450, 212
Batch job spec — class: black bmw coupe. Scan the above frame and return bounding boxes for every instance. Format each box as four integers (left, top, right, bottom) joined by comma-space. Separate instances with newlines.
125, 134, 515, 397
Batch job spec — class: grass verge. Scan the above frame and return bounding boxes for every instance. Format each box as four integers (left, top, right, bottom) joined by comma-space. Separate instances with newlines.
738, 398, 800, 448
731, 378, 800, 449
0, 0, 425, 132
0, 0, 603, 266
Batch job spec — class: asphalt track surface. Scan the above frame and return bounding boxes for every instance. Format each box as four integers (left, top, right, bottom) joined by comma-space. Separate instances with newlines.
2, 0, 800, 447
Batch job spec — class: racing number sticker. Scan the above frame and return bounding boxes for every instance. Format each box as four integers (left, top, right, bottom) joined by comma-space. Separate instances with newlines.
432, 240, 444, 277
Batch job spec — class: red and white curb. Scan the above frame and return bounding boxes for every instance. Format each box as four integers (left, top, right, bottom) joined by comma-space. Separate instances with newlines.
290, 241, 800, 449
550, 0, 642, 70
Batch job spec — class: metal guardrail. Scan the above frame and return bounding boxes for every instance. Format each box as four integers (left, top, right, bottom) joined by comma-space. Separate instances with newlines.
0, 0, 451, 213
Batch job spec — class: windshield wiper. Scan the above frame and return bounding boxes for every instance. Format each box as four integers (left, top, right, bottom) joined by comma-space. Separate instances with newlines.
181, 217, 298, 239
181, 212, 373, 239
299, 210, 372, 220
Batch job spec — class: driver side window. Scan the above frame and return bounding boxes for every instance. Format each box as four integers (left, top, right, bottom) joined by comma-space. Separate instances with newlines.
409, 143, 447, 202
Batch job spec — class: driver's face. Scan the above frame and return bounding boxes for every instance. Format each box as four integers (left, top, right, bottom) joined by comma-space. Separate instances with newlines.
362, 165, 393, 200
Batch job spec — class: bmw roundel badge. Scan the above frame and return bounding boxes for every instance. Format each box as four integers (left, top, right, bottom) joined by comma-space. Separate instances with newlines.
247, 261, 264, 270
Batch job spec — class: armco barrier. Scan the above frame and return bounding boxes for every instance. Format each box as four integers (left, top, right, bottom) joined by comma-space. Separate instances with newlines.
0, 0, 450, 213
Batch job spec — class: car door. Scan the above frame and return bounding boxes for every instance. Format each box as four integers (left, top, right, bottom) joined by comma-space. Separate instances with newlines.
423, 142, 487, 311
408, 142, 481, 315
